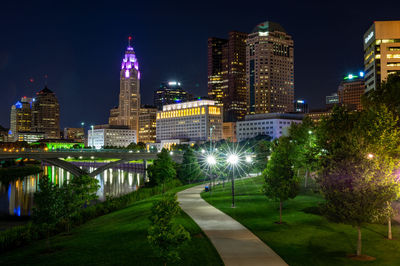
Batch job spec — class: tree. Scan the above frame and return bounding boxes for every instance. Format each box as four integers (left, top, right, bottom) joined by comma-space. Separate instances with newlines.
32, 176, 64, 249
68, 174, 100, 207
147, 149, 176, 192
316, 106, 400, 257
262, 137, 299, 224
58, 175, 99, 232
148, 195, 190, 265
362, 73, 400, 115
177, 148, 202, 184
357, 105, 400, 239
289, 117, 318, 188
254, 140, 271, 172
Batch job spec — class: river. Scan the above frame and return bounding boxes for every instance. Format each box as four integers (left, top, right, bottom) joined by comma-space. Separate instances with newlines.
0, 163, 145, 217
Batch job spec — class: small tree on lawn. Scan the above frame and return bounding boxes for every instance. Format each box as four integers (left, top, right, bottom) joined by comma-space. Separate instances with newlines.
319, 158, 393, 257
177, 148, 202, 184
68, 174, 100, 207
148, 195, 190, 265
33, 176, 64, 249
58, 175, 98, 232
289, 117, 318, 188
262, 137, 299, 224
148, 149, 176, 192
254, 140, 272, 172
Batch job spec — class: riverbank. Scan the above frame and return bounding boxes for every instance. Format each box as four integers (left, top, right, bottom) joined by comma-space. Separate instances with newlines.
201, 176, 400, 266
0, 184, 223, 266
0, 166, 42, 182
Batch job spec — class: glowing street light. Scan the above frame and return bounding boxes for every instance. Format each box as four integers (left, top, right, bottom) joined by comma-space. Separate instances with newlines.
227, 153, 239, 208
201, 149, 206, 154
206, 154, 217, 194
206, 155, 216, 166
245, 155, 252, 163
227, 154, 239, 165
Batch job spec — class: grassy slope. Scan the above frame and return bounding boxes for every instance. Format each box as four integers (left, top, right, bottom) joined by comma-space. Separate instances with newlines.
202, 176, 400, 266
0, 185, 223, 266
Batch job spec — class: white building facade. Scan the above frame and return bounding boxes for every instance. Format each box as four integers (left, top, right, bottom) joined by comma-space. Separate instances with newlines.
156, 100, 223, 148
236, 113, 303, 142
88, 125, 136, 149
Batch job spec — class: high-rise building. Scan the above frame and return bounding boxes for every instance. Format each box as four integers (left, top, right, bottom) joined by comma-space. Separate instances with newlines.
156, 100, 223, 148
9, 97, 33, 141
139, 105, 157, 144
31, 86, 60, 139
208, 32, 247, 122
364, 21, 400, 92
247, 21, 294, 114
293, 99, 309, 113
338, 73, 365, 110
154, 82, 191, 110
208, 38, 227, 106
109, 38, 141, 140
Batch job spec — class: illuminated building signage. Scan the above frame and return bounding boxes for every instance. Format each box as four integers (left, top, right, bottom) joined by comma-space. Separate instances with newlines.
344, 72, 364, 80
365, 31, 374, 44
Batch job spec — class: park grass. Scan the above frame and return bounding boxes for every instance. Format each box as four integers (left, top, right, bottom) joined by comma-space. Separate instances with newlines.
0, 185, 223, 266
201, 176, 400, 266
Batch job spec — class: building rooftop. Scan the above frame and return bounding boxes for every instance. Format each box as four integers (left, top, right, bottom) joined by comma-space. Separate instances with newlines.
242, 113, 304, 121
37, 86, 54, 94
252, 21, 286, 34
162, 99, 217, 111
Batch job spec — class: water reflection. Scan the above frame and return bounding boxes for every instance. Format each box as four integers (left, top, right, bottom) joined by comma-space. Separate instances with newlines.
0, 165, 144, 216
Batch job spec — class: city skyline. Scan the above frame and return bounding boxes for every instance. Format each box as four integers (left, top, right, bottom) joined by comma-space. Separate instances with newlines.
1, 1, 399, 129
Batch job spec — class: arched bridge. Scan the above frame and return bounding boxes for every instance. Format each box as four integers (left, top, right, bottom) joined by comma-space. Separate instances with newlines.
0, 150, 183, 177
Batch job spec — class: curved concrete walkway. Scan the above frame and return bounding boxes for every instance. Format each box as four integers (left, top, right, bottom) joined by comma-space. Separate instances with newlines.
177, 185, 288, 266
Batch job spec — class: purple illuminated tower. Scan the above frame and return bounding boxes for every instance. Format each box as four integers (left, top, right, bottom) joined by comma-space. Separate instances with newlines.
109, 37, 141, 140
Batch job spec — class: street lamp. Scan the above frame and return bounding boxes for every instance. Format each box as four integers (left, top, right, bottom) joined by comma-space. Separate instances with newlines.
245, 155, 252, 163
206, 154, 217, 194
227, 153, 239, 208
91, 125, 94, 149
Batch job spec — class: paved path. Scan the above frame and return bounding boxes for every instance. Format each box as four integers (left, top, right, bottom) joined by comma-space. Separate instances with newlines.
177, 185, 288, 266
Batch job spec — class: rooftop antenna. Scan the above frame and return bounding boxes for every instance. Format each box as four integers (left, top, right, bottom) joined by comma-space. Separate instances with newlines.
44, 74, 48, 86
128, 36, 132, 47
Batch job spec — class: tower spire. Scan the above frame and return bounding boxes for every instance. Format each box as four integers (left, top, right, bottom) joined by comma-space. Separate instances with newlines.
128, 36, 132, 47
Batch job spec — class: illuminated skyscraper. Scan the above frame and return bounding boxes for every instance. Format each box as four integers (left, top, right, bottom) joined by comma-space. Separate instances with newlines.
9, 97, 33, 141
109, 37, 141, 140
208, 32, 247, 122
363, 21, 400, 92
338, 73, 365, 111
139, 105, 157, 144
154, 81, 191, 110
208, 38, 228, 106
31, 87, 60, 139
247, 21, 294, 114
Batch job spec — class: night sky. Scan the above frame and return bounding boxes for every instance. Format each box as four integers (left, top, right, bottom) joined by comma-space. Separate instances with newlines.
1, 1, 399, 129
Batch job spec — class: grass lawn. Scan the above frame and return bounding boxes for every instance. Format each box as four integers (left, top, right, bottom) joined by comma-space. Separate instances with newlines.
0, 185, 223, 266
202, 176, 400, 266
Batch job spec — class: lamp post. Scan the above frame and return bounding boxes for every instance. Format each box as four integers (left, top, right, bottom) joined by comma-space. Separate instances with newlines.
227, 153, 239, 208
91, 125, 94, 149
206, 154, 216, 194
